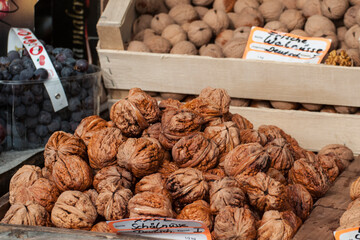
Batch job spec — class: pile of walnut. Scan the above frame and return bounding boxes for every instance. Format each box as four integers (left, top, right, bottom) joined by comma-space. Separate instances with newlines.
1, 87, 354, 240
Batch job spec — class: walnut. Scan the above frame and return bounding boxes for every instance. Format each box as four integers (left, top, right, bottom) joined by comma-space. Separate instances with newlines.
158, 158, 180, 179
287, 184, 313, 221
279, 9, 305, 31
171, 41, 198, 55
338, 206, 360, 230
301, 103, 323, 111
229, 8, 264, 28
234, 0, 260, 14
159, 108, 204, 150
135, 173, 170, 198
264, 21, 289, 32
321, 105, 337, 113
42, 167, 53, 182
177, 200, 214, 230
347, 198, 360, 210
87, 127, 126, 169
188, 20, 213, 47
210, 177, 247, 214
223, 38, 248, 58
159, 98, 183, 111
199, 44, 224, 57
334, 105, 358, 113
193, 0, 214, 6
281, 0, 297, 9
338, 26, 348, 42
151, 13, 175, 34
144, 35, 172, 53
161, 24, 187, 46
266, 138, 295, 176
84, 189, 98, 206
135, 0, 161, 14
96, 188, 133, 220
350, 0, 360, 4
166, 168, 209, 207
1, 202, 50, 226
44, 131, 87, 174
258, 125, 283, 143
9, 165, 42, 199
213, 206, 257, 240
213, 0, 236, 12
318, 144, 350, 172
224, 143, 270, 180
117, 137, 165, 178
344, 6, 360, 28
142, 122, 162, 140
326, 49, 352, 66
160, 92, 188, 101
290, 29, 309, 36
302, 0, 321, 17
195, 6, 210, 19
203, 9, 230, 35
133, 14, 153, 35
288, 158, 330, 198
296, 0, 306, 9
304, 15, 336, 36
320, 0, 349, 20
203, 167, 227, 181
74, 115, 109, 146
133, 28, 155, 41
317, 154, 340, 183
245, 172, 289, 212
231, 113, 254, 131
259, 0, 285, 22
346, 48, 360, 66
127, 41, 151, 52
203, 121, 241, 162
267, 168, 287, 185
350, 176, 360, 200
91, 222, 112, 233
250, 100, 272, 108
128, 192, 175, 218
237, 129, 267, 149
169, 4, 199, 24
165, 0, 190, 9
257, 210, 302, 240
51, 191, 97, 230
233, 26, 251, 40
93, 165, 133, 193
215, 29, 234, 47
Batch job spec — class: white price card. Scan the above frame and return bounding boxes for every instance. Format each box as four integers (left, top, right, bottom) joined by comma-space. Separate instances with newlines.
242, 27, 331, 64
334, 227, 360, 240
7, 28, 68, 112
107, 217, 212, 240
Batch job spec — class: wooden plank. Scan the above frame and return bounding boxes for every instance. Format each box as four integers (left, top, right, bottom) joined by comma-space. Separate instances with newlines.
293, 206, 342, 240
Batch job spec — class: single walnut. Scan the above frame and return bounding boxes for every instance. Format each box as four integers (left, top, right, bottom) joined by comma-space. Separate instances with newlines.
9, 165, 42, 198
304, 15, 336, 36
278, 9, 305, 31
127, 41, 151, 52
158, 158, 180, 179
233, 26, 251, 40
223, 38, 248, 58
301, 103, 323, 111
204, 121, 241, 162
267, 168, 287, 185
210, 177, 247, 214
245, 172, 289, 212
135, 173, 170, 199
224, 143, 270, 178
203, 9, 230, 35
87, 127, 126, 169
229, 8, 264, 28
74, 115, 109, 146
215, 29, 234, 47
231, 113, 253, 131
234, 0, 259, 13
144, 35, 172, 53
344, 6, 360, 28
266, 138, 295, 176
142, 122, 162, 140
93, 165, 133, 193
133, 14, 153, 35
213, 0, 236, 12
44, 131, 87, 173
320, 0, 349, 20
338, 206, 360, 230
117, 137, 165, 178
165, 0, 190, 9
302, 0, 321, 17
203, 167, 227, 182
161, 24, 187, 46
321, 105, 337, 113
259, 0, 285, 22
288, 158, 330, 198
317, 154, 340, 183
188, 20, 213, 47
1, 202, 50, 226
166, 168, 209, 207
350, 176, 360, 200
319, 144, 354, 167
250, 100, 272, 108
177, 200, 214, 231
151, 13, 175, 35
91, 222, 112, 233
84, 189, 98, 207
51, 191, 97, 230
169, 4, 199, 25
128, 192, 175, 218
96, 188, 133, 221
52, 155, 92, 192
257, 210, 302, 240
159, 108, 204, 150
318, 145, 349, 172
199, 44, 224, 58
287, 184, 313, 221
334, 105, 358, 114
135, 0, 161, 14
213, 206, 257, 240
170, 40, 198, 55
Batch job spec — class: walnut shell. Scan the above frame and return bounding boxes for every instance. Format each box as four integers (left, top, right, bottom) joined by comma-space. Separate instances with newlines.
287, 184, 313, 221
1, 202, 50, 226
223, 38, 248, 58
224, 143, 270, 178
231, 113, 254, 131
203, 8, 230, 35
42, 167, 53, 182
215, 29, 234, 47
117, 137, 165, 178
234, 0, 260, 14
281, 0, 297, 9
9, 165, 42, 199
317, 154, 340, 183
270, 101, 299, 110
133, 28, 155, 41
233, 26, 251, 40
44, 131, 87, 174
350, 176, 360, 200
177, 200, 214, 230
166, 168, 209, 207
213, 0, 236, 12
51, 191, 97, 230
279, 9, 305, 31
188, 20, 213, 47
213, 206, 257, 240
338, 206, 360, 230
210, 177, 247, 214
304, 15, 336, 36
151, 13, 175, 34
320, 0, 349, 20
84, 189, 98, 207
87, 127, 126, 170
135, 173, 170, 198
259, 0, 285, 22
257, 210, 302, 240
288, 158, 330, 198
96, 188, 133, 220
127, 41, 151, 52
203, 167, 227, 181
250, 100, 272, 108
229, 8, 264, 28
266, 138, 295, 176
204, 121, 241, 162
162, 24, 187, 46
128, 192, 175, 218
334, 105, 358, 114
170, 40, 198, 55
93, 165, 133, 193
135, 0, 161, 14
199, 44, 224, 58
301, 103, 323, 111
133, 14, 153, 35
266, 168, 287, 185
74, 115, 109, 146
302, 0, 321, 17
144, 35, 172, 53
169, 4, 199, 25
159, 108, 204, 150
90, 222, 112, 233
344, 6, 360, 28
142, 122, 162, 140
158, 158, 180, 179
194, 6, 209, 18
318, 144, 351, 172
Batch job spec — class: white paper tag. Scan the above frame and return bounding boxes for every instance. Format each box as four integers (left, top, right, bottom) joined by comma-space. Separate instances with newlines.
334, 227, 360, 240
8, 28, 68, 112
107, 218, 212, 240
242, 27, 332, 64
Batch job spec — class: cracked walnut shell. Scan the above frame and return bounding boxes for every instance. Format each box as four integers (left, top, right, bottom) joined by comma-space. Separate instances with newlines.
51, 191, 97, 230
93, 165, 133, 193
1, 202, 50, 226
177, 200, 214, 230
74, 115, 109, 146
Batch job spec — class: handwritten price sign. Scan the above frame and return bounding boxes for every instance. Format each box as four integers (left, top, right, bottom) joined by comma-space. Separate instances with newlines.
242, 27, 331, 64
334, 227, 360, 240
107, 218, 211, 240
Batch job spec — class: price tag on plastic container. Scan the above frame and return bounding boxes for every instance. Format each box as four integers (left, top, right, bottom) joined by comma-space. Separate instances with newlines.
242, 27, 331, 64
8, 28, 68, 112
107, 218, 212, 240
334, 227, 360, 240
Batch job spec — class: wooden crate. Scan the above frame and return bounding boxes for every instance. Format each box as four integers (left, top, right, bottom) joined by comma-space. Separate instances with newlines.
96, 0, 360, 154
